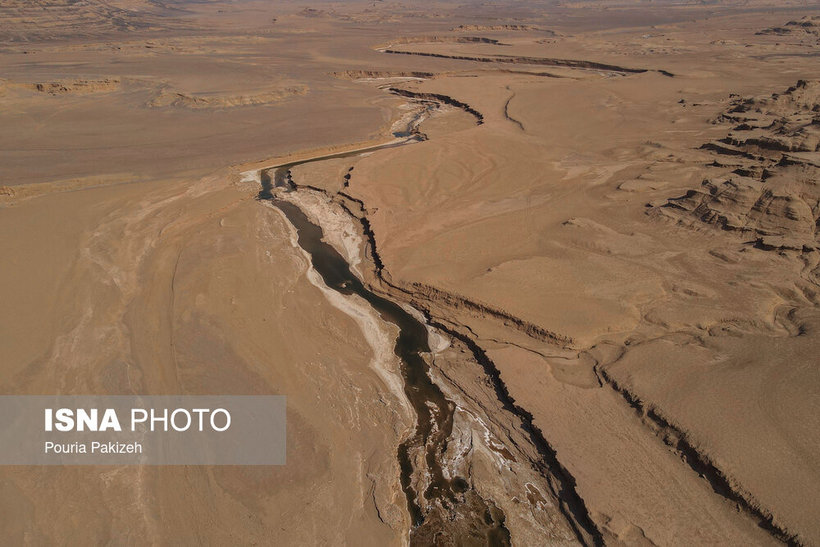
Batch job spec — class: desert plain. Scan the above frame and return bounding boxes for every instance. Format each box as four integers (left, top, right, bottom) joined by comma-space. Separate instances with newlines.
1, 0, 820, 545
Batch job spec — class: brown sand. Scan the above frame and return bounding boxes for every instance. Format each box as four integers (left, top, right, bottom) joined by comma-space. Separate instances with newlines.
2, 1, 819, 544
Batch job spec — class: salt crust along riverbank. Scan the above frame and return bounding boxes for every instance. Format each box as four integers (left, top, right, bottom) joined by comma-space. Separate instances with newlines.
265, 200, 413, 427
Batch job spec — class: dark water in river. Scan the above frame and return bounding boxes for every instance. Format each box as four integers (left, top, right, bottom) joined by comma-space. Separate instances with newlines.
260, 166, 510, 544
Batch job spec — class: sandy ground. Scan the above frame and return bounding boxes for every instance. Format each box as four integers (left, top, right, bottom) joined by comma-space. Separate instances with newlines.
0, 171, 414, 543
2, 0, 820, 545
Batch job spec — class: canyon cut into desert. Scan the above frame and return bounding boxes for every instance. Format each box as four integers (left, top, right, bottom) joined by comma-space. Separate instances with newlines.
1, 1, 819, 545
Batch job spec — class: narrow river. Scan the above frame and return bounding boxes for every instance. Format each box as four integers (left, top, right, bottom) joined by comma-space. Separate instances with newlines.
254, 91, 521, 544
262, 170, 510, 544
249, 77, 612, 547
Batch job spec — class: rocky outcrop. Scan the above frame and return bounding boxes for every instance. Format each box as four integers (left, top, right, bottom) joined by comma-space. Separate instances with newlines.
25, 78, 121, 95
381, 35, 510, 47
654, 80, 820, 253
396, 281, 573, 347
148, 85, 308, 109
450, 24, 547, 33
387, 87, 484, 124
595, 363, 801, 546
757, 16, 820, 36
331, 70, 435, 81
381, 48, 651, 75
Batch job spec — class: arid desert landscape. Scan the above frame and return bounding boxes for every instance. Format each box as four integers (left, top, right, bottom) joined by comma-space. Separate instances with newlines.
1, 0, 820, 545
